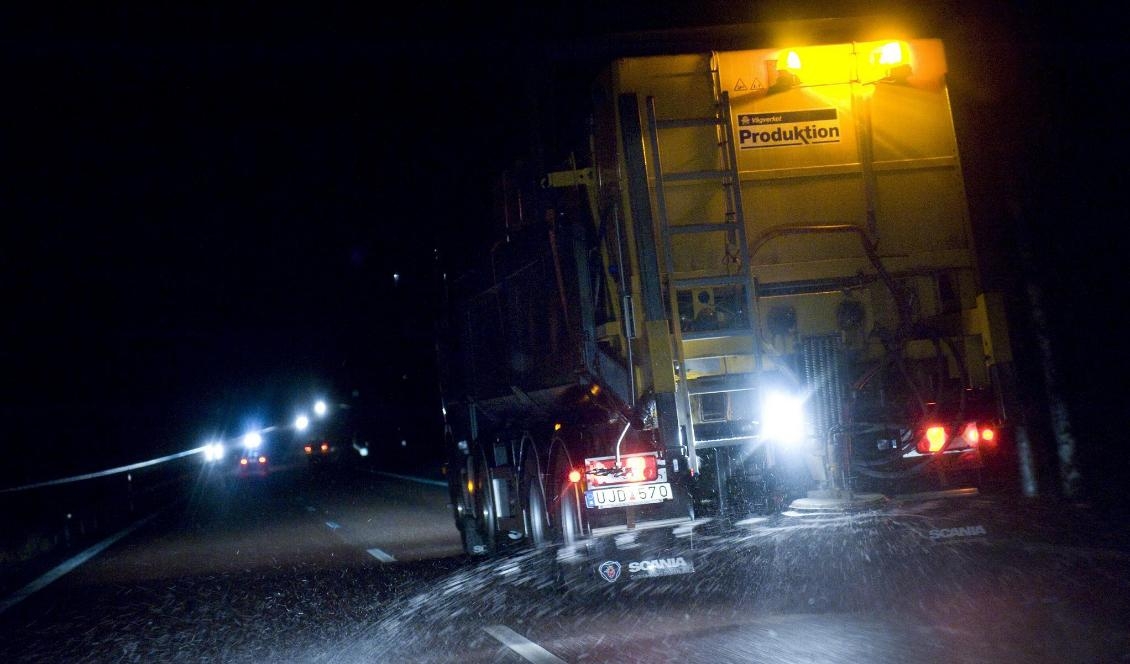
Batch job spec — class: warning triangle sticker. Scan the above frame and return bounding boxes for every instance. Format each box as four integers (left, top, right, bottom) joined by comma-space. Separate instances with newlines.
734, 78, 748, 91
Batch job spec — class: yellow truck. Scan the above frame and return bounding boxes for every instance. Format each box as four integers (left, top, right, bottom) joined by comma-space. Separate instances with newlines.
442, 23, 1017, 584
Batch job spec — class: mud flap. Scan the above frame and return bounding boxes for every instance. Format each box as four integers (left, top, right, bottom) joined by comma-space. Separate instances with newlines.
460, 516, 490, 556
552, 529, 703, 597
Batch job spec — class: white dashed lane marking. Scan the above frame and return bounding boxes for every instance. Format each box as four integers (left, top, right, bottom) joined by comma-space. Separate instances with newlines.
483, 625, 566, 664
366, 547, 396, 563
0, 512, 158, 616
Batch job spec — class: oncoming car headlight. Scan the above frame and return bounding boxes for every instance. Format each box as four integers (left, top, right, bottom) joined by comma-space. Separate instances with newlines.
761, 391, 807, 446
203, 442, 225, 462
243, 432, 263, 449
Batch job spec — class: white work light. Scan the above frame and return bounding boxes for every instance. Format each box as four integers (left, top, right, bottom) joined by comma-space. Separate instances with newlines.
761, 391, 807, 446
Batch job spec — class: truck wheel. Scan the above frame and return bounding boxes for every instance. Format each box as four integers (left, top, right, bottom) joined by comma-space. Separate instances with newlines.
559, 483, 582, 545
525, 473, 549, 547
522, 469, 565, 592
549, 442, 592, 546
549, 447, 583, 546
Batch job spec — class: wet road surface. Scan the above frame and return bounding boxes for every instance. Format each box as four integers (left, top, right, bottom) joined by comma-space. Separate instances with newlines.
2, 460, 1128, 664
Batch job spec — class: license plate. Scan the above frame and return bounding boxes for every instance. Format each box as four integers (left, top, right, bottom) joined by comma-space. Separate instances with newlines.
585, 482, 673, 509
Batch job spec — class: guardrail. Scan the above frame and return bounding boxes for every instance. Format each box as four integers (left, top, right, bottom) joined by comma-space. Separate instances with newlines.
0, 448, 209, 595
0, 440, 452, 594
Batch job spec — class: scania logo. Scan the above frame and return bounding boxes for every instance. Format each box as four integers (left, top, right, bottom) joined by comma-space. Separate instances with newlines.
628, 557, 690, 573
598, 560, 622, 583
929, 525, 987, 540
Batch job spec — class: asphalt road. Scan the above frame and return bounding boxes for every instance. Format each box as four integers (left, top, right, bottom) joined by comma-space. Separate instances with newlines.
2, 459, 1129, 664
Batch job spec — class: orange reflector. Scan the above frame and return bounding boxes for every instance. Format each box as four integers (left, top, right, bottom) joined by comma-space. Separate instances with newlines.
467, 480, 474, 494
925, 426, 947, 452
982, 428, 995, 442
554, 423, 562, 431
568, 469, 582, 483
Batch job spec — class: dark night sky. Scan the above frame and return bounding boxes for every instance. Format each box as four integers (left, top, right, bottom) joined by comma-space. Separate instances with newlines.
1, 2, 1125, 499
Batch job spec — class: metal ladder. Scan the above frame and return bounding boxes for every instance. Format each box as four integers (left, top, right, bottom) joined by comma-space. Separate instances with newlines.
643, 70, 762, 465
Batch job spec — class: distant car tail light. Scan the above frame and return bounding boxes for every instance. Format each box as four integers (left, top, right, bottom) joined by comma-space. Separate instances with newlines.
917, 425, 948, 453
961, 422, 981, 446
977, 425, 999, 450
258, 456, 267, 464
320, 443, 329, 453
304, 445, 313, 454
240, 458, 249, 466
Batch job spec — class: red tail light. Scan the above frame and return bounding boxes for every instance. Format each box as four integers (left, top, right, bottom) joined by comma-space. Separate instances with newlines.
917, 421, 993, 454
304, 445, 313, 454
585, 453, 659, 485
568, 469, 582, 483
320, 443, 329, 452
961, 422, 980, 447
978, 426, 997, 450
623, 455, 659, 482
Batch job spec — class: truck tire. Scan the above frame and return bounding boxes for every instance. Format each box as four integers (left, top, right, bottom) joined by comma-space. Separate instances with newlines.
548, 445, 583, 546
525, 472, 549, 547
518, 440, 549, 548
559, 483, 582, 545
521, 465, 565, 592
